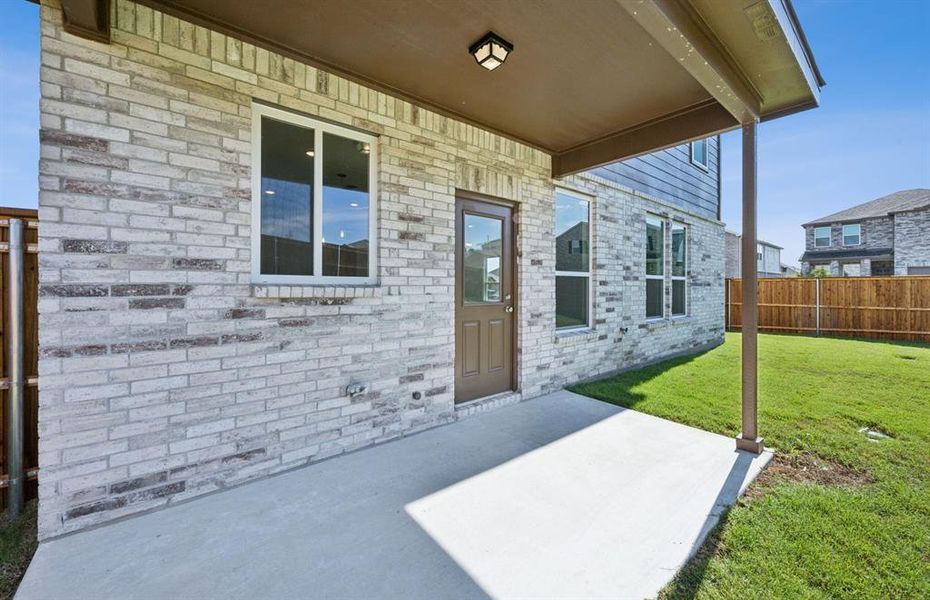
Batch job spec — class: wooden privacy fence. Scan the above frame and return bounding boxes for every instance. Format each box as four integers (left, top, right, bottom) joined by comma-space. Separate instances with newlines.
0, 208, 39, 510
726, 276, 930, 343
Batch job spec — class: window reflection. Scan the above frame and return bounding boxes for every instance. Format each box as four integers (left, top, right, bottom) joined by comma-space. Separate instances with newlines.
672, 226, 686, 277
322, 133, 370, 277
646, 216, 665, 318
555, 193, 589, 272
463, 214, 503, 303
260, 117, 314, 276
646, 219, 664, 276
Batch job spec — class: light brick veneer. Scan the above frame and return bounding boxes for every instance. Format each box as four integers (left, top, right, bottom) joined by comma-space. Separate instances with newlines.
37, 0, 724, 539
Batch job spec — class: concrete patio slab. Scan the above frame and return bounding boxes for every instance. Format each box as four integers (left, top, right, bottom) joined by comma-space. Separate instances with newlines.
18, 391, 771, 600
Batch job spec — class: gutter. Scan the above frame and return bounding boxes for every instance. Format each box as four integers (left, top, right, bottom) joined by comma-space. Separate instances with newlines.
782, 0, 826, 88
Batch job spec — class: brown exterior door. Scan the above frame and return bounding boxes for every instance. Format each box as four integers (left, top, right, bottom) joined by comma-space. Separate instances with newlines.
455, 196, 515, 403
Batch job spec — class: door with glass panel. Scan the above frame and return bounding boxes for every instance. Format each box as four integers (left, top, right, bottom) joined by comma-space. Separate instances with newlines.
455, 197, 514, 403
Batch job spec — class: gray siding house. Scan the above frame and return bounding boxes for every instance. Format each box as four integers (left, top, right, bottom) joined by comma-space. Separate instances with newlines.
29, 0, 822, 542
725, 231, 783, 278
800, 189, 930, 276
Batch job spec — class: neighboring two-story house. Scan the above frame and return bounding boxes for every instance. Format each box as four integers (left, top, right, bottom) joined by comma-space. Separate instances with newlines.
725, 231, 784, 278
801, 189, 930, 276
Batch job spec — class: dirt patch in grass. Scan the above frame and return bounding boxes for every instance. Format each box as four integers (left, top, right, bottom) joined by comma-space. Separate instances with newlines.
0, 500, 37, 600
752, 453, 873, 494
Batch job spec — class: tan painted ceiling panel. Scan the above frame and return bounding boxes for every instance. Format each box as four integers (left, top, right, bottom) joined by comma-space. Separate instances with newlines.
689, 0, 823, 116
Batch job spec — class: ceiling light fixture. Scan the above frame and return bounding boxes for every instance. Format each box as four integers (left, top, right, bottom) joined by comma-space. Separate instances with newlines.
264, 190, 275, 195
305, 149, 315, 157
469, 31, 513, 71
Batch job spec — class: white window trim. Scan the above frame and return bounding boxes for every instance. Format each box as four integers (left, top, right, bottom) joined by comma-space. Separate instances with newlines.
251, 103, 379, 285
842, 223, 861, 247
645, 214, 665, 320
690, 139, 709, 171
671, 221, 688, 318
555, 187, 593, 331
814, 226, 831, 248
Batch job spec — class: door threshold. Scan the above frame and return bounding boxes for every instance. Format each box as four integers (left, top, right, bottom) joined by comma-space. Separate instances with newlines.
454, 390, 522, 419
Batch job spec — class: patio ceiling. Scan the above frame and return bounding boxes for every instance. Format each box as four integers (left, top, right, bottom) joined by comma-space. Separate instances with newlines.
61, 0, 822, 177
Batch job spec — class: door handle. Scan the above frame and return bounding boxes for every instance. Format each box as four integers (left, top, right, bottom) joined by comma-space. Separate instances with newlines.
505, 305, 514, 313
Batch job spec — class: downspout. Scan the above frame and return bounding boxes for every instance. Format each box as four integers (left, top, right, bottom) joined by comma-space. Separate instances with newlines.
5, 219, 25, 518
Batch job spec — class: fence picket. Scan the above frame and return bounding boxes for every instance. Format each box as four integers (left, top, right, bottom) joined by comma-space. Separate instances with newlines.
0, 208, 39, 508
726, 276, 930, 343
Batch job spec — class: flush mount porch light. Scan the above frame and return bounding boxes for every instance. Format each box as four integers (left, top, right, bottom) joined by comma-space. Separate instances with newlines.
469, 32, 513, 71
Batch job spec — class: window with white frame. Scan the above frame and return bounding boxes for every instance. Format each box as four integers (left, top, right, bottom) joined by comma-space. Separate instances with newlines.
645, 215, 665, 319
555, 189, 591, 329
671, 222, 687, 316
251, 103, 378, 285
842, 223, 861, 246
814, 226, 831, 247
690, 139, 708, 169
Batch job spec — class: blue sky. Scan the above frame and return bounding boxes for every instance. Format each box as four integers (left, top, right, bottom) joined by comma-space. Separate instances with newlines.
1, 1, 928, 265
720, 0, 930, 264
0, 1, 39, 211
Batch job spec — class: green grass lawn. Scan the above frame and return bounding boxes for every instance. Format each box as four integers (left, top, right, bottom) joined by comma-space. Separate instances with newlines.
571, 333, 930, 599
0, 500, 36, 600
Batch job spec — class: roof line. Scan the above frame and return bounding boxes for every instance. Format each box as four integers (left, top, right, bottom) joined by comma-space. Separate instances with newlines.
803, 188, 930, 226
725, 230, 783, 249
782, 0, 826, 88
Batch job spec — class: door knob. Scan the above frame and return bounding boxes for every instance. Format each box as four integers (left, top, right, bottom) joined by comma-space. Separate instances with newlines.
505, 305, 514, 313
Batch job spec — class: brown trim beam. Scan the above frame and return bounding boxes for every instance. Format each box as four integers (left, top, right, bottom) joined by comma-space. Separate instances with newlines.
61, 0, 111, 44
552, 101, 737, 178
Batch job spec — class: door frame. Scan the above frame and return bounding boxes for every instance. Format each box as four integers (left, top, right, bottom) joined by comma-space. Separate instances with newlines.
454, 190, 519, 402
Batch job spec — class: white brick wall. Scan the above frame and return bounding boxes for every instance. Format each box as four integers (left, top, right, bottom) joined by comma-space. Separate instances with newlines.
37, 0, 724, 539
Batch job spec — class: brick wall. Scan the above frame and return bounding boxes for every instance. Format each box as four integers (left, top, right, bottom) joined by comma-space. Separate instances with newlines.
724, 232, 741, 278
804, 216, 894, 253
894, 209, 930, 275
37, 0, 724, 539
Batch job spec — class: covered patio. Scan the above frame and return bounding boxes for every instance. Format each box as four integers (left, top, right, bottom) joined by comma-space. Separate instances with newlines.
19, 391, 771, 599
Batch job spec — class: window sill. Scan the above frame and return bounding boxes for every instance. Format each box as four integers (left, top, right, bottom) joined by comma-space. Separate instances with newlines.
554, 327, 598, 343
643, 315, 691, 326
252, 283, 382, 300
